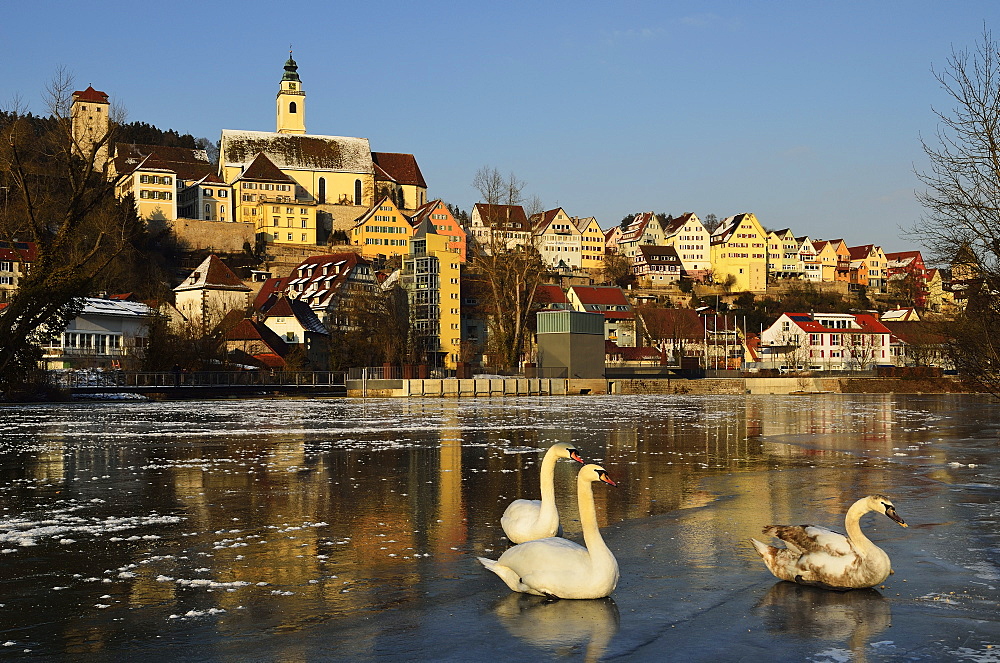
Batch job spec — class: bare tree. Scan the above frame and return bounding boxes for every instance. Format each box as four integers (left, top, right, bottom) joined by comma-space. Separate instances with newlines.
912, 30, 1000, 392
468, 166, 547, 372
601, 252, 635, 288
0, 71, 140, 394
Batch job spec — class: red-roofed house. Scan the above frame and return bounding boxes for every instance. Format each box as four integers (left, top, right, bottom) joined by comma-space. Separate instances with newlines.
616, 212, 665, 260
567, 285, 635, 347
848, 244, 887, 293
223, 318, 290, 369
173, 255, 252, 330
885, 250, 928, 307
258, 293, 330, 367
0, 241, 37, 303
408, 199, 467, 262
264, 253, 376, 328
530, 208, 584, 269
110, 143, 227, 222
468, 203, 532, 252
760, 312, 891, 371
535, 284, 571, 310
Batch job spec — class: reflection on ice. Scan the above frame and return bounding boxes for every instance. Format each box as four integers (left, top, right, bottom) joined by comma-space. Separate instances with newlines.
755, 581, 891, 661
492, 593, 620, 662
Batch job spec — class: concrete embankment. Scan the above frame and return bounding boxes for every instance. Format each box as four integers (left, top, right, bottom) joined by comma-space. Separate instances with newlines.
347, 376, 973, 397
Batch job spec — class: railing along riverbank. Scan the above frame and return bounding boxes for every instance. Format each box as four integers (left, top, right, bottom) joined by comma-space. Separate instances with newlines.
54, 370, 347, 396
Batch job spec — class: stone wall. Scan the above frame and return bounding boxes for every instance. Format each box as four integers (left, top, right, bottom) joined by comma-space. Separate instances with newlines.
151, 218, 256, 253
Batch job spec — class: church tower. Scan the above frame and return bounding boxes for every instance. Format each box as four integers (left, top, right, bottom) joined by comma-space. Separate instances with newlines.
71, 85, 110, 170
276, 52, 306, 134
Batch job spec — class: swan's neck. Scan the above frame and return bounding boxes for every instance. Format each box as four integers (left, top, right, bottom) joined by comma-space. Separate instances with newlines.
578, 478, 613, 563
844, 499, 876, 554
537, 448, 559, 520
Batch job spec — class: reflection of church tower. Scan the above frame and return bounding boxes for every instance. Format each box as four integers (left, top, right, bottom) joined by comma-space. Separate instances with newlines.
71, 85, 110, 169
276, 52, 306, 134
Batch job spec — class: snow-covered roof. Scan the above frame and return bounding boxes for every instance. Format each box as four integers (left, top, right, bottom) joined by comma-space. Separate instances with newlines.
220, 129, 373, 174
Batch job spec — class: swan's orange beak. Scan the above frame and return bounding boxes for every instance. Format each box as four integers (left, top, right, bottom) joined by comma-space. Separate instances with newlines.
570, 450, 584, 463
886, 508, 907, 527
600, 474, 617, 487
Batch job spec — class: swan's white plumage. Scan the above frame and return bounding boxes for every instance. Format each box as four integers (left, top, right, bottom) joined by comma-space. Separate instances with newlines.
750, 494, 907, 590
481, 464, 619, 599
500, 442, 583, 544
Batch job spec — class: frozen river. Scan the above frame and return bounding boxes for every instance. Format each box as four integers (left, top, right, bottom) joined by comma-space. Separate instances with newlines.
0, 394, 997, 661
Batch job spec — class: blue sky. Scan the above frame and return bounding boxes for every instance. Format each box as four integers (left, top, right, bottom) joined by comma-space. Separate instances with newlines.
3, 1, 997, 255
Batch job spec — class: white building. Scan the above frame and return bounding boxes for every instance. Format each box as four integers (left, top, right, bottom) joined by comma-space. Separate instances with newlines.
41, 298, 155, 369
760, 312, 892, 371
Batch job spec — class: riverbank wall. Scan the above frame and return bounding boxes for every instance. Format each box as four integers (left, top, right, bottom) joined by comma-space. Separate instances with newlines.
345, 376, 973, 397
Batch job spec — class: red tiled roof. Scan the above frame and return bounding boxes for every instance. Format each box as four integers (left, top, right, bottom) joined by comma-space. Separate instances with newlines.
848, 244, 877, 260
884, 250, 923, 261
73, 86, 108, 103
535, 284, 569, 306
785, 312, 891, 335
569, 286, 633, 320
372, 152, 427, 188
205, 255, 245, 287
604, 341, 664, 361
474, 203, 530, 231
0, 241, 37, 262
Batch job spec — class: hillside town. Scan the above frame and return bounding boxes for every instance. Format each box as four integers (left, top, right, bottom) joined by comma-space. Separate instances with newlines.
0, 56, 974, 384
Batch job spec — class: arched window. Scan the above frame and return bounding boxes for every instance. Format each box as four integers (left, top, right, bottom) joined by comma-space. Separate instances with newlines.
318, 177, 326, 204
289, 101, 297, 114
354, 179, 362, 205
204, 203, 211, 220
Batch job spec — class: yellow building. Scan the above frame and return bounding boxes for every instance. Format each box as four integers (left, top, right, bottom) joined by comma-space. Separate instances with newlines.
220, 56, 430, 235
710, 212, 768, 292
409, 200, 467, 262
233, 153, 317, 245
574, 216, 606, 271
110, 144, 223, 222
351, 196, 413, 259
767, 228, 801, 280
403, 215, 462, 369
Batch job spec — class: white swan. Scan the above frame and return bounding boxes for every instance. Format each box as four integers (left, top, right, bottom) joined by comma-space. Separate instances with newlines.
501, 442, 584, 544
750, 494, 908, 590
480, 464, 619, 599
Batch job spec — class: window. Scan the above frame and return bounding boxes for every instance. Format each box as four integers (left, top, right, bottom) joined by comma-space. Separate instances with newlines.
273, 218, 279, 226
289, 101, 297, 114
354, 179, 362, 205
218, 189, 227, 198
287, 233, 293, 241
301, 234, 306, 241
301, 219, 307, 228
204, 188, 213, 196
204, 203, 211, 219
318, 177, 326, 204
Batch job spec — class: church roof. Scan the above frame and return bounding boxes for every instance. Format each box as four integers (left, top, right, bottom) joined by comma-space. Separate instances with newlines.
220, 130, 373, 175
372, 152, 426, 188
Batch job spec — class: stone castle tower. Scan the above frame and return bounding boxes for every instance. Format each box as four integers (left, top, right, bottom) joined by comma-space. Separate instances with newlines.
71, 85, 110, 170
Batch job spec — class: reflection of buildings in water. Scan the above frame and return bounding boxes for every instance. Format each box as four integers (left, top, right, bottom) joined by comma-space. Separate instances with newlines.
492, 594, 620, 663
432, 410, 466, 561
746, 395, 897, 457
755, 581, 891, 663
